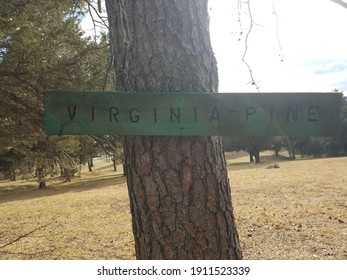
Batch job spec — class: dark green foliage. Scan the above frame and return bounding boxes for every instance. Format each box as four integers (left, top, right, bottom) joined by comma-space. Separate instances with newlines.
0, 148, 25, 181
0, 0, 116, 186
61, 167, 78, 182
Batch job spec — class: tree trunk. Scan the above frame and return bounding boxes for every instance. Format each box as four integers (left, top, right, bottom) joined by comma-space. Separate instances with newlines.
287, 137, 296, 160
87, 158, 93, 172
112, 151, 117, 171
292, 148, 296, 160
254, 151, 261, 164
288, 145, 296, 159
112, 159, 117, 172
37, 167, 46, 189
90, 157, 94, 168
106, 0, 242, 260
249, 153, 254, 163
9, 167, 16, 181
38, 181, 46, 189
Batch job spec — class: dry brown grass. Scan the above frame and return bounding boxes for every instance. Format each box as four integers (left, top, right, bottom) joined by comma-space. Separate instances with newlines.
0, 154, 346, 260
228, 153, 347, 259
0, 162, 134, 260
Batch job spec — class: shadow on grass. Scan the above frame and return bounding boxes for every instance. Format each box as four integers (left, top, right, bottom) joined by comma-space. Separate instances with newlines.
0, 174, 126, 204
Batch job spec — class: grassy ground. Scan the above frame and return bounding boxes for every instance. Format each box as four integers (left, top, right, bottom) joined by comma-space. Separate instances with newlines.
0, 154, 346, 260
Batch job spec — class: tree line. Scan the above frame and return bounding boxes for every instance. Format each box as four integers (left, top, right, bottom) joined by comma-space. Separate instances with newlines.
223, 94, 347, 162
0, 0, 122, 186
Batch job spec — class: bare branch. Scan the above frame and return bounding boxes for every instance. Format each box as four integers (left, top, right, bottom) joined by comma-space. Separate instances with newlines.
0, 217, 59, 250
102, 56, 113, 91
97, 0, 102, 13
329, 0, 347, 9
85, 0, 109, 31
241, 0, 260, 92
91, 135, 120, 157
272, 1, 284, 62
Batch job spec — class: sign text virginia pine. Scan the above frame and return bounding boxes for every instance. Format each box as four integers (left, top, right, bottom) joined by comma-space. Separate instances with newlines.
44, 91, 342, 137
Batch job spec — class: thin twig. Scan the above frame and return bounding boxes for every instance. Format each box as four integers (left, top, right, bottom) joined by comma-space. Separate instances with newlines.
241, 0, 260, 92
272, 0, 284, 62
237, 0, 243, 32
91, 136, 118, 157
85, 0, 109, 29
102, 56, 113, 91
0, 216, 59, 250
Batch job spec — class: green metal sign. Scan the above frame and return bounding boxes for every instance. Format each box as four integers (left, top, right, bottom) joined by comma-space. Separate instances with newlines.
44, 91, 342, 137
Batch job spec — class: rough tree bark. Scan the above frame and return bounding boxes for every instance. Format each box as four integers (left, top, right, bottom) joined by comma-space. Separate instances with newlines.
106, 0, 242, 259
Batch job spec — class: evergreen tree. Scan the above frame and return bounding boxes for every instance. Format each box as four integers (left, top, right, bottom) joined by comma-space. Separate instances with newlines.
0, 0, 112, 186
106, 0, 242, 259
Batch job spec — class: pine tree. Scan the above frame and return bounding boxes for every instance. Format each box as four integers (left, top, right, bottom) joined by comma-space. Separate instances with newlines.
106, 0, 242, 259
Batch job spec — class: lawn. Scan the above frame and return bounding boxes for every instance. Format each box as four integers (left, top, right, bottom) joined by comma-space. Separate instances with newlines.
0, 153, 346, 259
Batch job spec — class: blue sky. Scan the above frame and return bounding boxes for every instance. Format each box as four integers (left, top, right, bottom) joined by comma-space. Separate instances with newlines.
209, 0, 347, 93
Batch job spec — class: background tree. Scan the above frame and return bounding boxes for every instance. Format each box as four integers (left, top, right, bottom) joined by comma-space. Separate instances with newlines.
78, 136, 98, 172
223, 136, 271, 163
0, 0, 114, 186
270, 137, 283, 157
106, 0, 242, 259
93, 135, 124, 172
0, 147, 25, 181
334, 92, 347, 154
